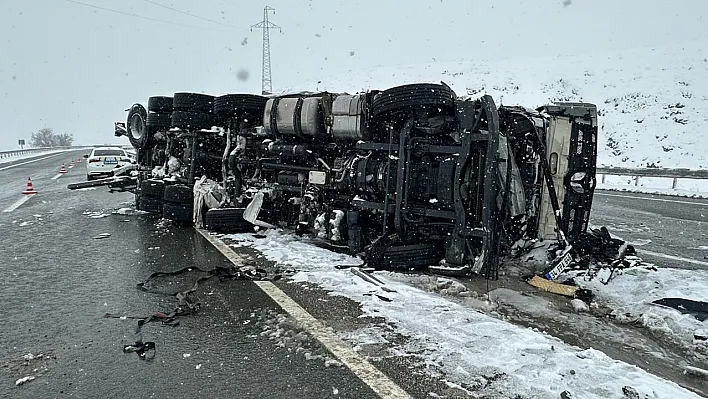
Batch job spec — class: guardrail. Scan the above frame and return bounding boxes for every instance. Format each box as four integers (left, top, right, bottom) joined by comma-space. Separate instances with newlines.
0, 147, 71, 160
597, 167, 708, 188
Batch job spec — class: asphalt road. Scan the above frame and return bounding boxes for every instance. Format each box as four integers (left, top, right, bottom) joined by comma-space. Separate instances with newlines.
0, 152, 381, 399
590, 190, 708, 269
2, 153, 706, 398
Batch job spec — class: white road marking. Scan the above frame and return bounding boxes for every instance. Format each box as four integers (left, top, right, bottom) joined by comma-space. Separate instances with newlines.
3, 194, 36, 213
0, 153, 67, 171
595, 192, 708, 207
197, 229, 411, 399
51, 173, 63, 180
638, 249, 708, 267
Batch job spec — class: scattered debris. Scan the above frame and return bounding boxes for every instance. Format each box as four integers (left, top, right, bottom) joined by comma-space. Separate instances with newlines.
350, 267, 397, 292
105, 264, 280, 355
651, 298, 708, 321
15, 376, 35, 386
123, 341, 156, 360
526, 275, 593, 301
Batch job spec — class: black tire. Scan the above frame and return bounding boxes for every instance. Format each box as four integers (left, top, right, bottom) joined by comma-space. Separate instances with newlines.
164, 184, 193, 204
171, 110, 216, 130
139, 196, 163, 213
126, 103, 149, 149
148, 96, 173, 113
213, 94, 268, 120
204, 208, 253, 233
163, 202, 193, 223
173, 92, 215, 112
140, 179, 166, 198
146, 112, 172, 129
372, 83, 456, 117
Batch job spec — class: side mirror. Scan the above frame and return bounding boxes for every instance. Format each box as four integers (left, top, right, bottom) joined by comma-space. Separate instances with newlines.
83, 154, 89, 158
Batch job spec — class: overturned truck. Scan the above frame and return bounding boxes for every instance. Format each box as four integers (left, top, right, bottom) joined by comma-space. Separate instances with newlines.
88, 83, 599, 278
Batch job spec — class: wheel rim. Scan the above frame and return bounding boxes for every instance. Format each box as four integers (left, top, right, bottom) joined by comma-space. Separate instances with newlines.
130, 114, 144, 139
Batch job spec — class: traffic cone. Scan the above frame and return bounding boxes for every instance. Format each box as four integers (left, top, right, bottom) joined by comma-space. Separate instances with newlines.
22, 177, 38, 194
70, 160, 75, 166
77, 157, 81, 163
59, 164, 68, 174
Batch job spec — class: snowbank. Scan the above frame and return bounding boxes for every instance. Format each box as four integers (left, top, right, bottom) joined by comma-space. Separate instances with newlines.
282, 40, 708, 171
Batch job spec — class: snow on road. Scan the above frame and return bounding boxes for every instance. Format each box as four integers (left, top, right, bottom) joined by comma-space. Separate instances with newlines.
225, 230, 702, 398
565, 265, 708, 361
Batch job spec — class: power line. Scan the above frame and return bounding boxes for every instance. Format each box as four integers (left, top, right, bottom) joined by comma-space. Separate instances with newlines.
61, 0, 237, 31
140, 0, 244, 30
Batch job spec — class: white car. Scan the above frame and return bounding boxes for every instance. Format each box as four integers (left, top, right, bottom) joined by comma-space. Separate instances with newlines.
85, 147, 134, 180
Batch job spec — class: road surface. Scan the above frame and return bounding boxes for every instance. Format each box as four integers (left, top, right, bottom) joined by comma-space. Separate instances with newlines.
2, 153, 706, 397
591, 190, 708, 269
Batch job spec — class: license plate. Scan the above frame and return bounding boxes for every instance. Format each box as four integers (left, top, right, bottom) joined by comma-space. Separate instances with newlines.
545, 250, 573, 280
104, 157, 118, 164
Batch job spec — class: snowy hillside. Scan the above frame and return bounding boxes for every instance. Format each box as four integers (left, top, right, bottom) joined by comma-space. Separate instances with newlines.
282, 41, 708, 170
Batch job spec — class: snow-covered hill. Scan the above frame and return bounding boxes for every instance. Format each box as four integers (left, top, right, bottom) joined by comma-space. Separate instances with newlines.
282, 41, 708, 170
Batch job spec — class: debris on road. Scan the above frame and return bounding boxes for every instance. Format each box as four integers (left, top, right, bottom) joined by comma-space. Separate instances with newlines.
93, 233, 111, 239
123, 341, 156, 360
651, 297, 708, 321
525, 275, 593, 301
15, 376, 35, 386
105, 264, 281, 357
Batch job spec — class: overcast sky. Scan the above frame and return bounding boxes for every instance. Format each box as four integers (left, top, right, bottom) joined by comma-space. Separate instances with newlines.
0, 0, 706, 150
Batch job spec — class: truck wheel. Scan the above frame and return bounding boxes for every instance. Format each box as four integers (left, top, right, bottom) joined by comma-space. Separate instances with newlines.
163, 202, 193, 223
173, 92, 215, 112
146, 112, 172, 129
148, 96, 173, 113
139, 196, 163, 213
140, 179, 166, 198
127, 103, 149, 149
372, 83, 456, 117
164, 184, 193, 204
171, 110, 216, 130
204, 208, 253, 232
213, 94, 269, 120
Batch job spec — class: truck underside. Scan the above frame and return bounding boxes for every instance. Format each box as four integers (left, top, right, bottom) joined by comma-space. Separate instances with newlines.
79, 83, 598, 279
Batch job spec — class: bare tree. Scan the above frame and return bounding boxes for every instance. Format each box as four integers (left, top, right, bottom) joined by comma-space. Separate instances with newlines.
29, 127, 74, 147
54, 133, 74, 147
30, 127, 55, 147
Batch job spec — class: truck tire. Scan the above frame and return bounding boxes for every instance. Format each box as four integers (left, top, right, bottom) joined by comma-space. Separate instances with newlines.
213, 94, 269, 119
372, 83, 455, 117
127, 103, 149, 149
204, 208, 253, 233
148, 96, 173, 113
141, 179, 166, 198
163, 202, 192, 223
147, 112, 172, 129
164, 184, 193, 204
171, 110, 216, 130
139, 196, 163, 213
173, 92, 215, 112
